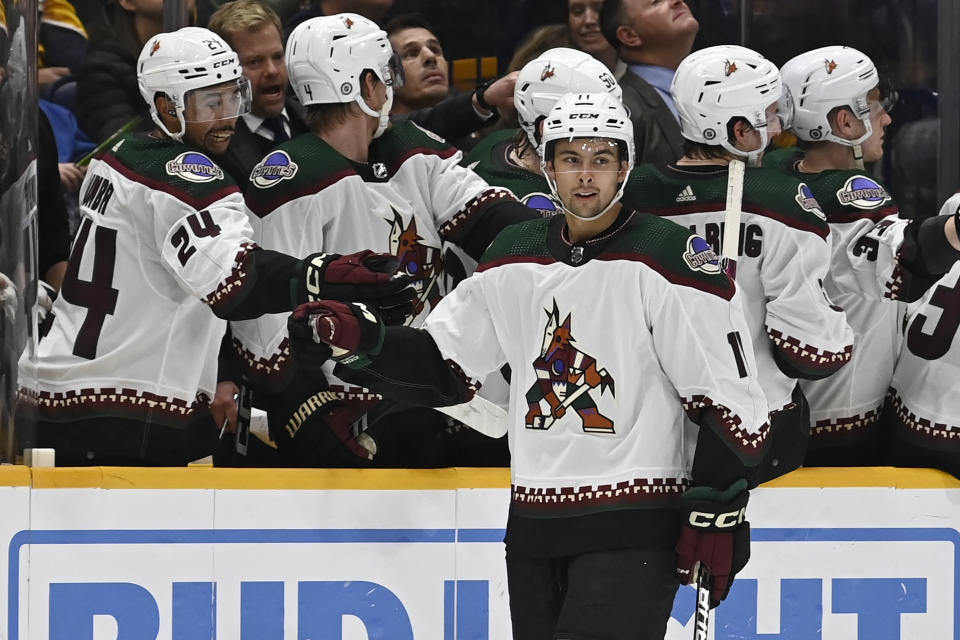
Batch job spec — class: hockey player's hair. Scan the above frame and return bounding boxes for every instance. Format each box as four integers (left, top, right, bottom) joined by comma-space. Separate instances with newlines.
305, 103, 353, 132
207, 0, 282, 48
542, 137, 628, 165
599, 0, 626, 52
682, 117, 754, 161
513, 128, 537, 161
384, 12, 438, 39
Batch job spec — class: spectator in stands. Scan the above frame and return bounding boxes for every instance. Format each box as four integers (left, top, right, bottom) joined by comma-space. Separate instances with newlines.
568, 0, 625, 78
38, 0, 88, 93
600, 0, 697, 166
75, 0, 195, 143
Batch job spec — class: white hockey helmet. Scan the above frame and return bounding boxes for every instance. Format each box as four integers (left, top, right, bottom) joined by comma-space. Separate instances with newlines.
138, 27, 251, 142
515, 47, 622, 150
672, 45, 783, 164
540, 92, 634, 221
285, 14, 403, 137
780, 45, 880, 146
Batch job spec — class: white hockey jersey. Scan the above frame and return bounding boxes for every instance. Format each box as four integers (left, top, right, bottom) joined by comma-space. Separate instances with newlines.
765, 148, 921, 442
423, 211, 769, 518
18, 134, 257, 427
627, 164, 854, 413
234, 121, 516, 399
888, 193, 960, 447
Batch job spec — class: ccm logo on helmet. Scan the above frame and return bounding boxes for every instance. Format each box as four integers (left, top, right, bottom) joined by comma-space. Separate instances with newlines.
688, 507, 745, 528
569, 113, 600, 120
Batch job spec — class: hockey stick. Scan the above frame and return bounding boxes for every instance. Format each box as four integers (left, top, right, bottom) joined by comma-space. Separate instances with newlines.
693, 563, 712, 640
721, 159, 746, 281
532, 368, 609, 430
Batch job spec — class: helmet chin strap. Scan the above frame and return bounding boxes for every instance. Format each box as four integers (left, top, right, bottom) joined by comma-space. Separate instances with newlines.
852, 143, 865, 170
545, 170, 628, 222
356, 87, 393, 139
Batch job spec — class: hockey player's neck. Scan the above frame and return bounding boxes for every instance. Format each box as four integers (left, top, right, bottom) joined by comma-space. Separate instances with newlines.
799, 145, 862, 172
316, 118, 374, 163
564, 202, 623, 243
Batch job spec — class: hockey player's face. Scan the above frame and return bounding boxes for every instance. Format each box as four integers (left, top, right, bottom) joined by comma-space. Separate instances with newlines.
182, 81, 248, 154
233, 22, 288, 118
390, 27, 449, 109
859, 88, 893, 162
548, 138, 628, 218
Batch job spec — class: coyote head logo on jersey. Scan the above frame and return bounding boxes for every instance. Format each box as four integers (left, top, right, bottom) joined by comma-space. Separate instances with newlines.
525, 299, 615, 433
386, 209, 442, 320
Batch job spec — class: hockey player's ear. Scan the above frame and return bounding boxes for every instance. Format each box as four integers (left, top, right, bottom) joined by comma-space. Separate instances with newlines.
615, 25, 642, 49
832, 107, 866, 141
155, 94, 183, 132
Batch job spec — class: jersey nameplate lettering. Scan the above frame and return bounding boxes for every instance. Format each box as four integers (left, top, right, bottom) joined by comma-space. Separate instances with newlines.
81, 175, 115, 216
691, 222, 763, 259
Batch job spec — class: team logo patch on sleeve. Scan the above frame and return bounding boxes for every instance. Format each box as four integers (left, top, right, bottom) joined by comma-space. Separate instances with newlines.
250, 151, 299, 189
835, 175, 891, 209
682, 235, 721, 274
523, 192, 560, 217
795, 182, 826, 220
165, 152, 223, 183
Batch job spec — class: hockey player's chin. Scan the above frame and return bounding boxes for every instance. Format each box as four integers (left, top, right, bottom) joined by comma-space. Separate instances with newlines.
204, 130, 234, 153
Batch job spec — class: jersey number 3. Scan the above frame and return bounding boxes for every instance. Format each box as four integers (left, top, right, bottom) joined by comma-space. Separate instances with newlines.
60, 218, 119, 359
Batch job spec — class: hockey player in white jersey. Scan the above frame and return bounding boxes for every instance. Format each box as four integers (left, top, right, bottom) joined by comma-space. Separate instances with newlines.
768, 46, 960, 466
16, 27, 413, 466
462, 46, 621, 215
231, 14, 538, 467
287, 92, 769, 639
628, 45, 854, 482
887, 193, 960, 477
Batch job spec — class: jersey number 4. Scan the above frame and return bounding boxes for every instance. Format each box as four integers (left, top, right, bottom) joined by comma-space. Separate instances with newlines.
60, 218, 119, 359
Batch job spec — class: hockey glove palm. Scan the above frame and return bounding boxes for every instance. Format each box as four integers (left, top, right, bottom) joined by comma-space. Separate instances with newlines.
289, 300, 385, 366
303, 251, 415, 325
675, 479, 750, 608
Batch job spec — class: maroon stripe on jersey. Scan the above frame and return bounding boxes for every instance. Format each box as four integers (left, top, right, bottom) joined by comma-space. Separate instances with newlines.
246, 167, 356, 218
437, 188, 516, 240
476, 255, 555, 272
99, 154, 239, 211
597, 252, 736, 300
888, 390, 960, 447
233, 337, 293, 387
767, 327, 853, 375
810, 406, 883, 440
511, 477, 688, 517
206, 242, 258, 311
22, 386, 207, 428
683, 395, 769, 462
388, 145, 459, 175
647, 202, 829, 240
827, 204, 899, 225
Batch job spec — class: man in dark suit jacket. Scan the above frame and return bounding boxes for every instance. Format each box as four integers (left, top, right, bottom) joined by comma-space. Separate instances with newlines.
208, 0, 306, 184
600, 0, 699, 168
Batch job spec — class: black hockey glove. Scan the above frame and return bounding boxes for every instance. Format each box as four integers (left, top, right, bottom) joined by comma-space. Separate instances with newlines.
302, 251, 415, 325
289, 300, 385, 367
675, 479, 751, 608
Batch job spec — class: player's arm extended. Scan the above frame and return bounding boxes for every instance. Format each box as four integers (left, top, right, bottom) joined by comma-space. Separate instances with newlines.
289, 301, 477, 408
